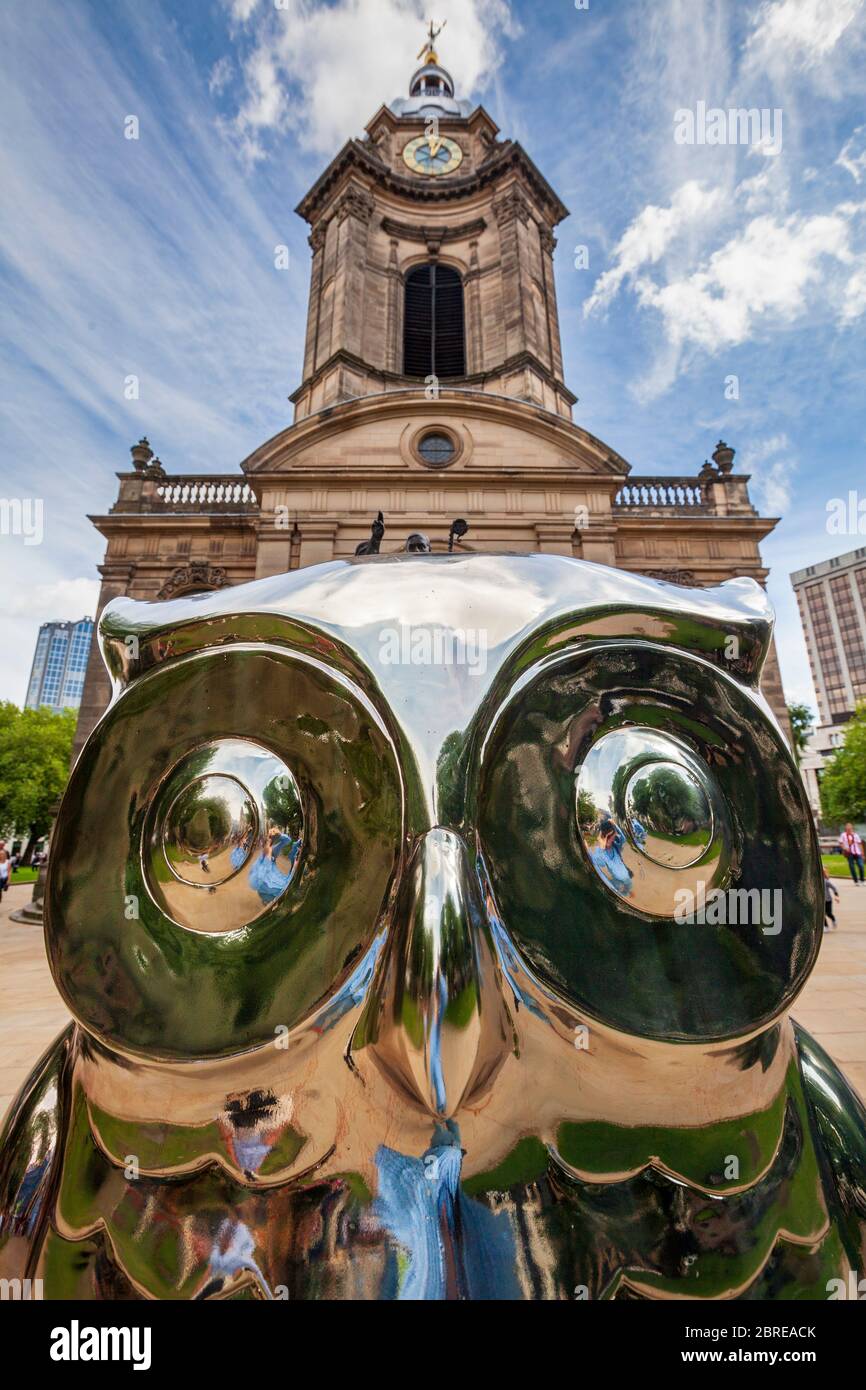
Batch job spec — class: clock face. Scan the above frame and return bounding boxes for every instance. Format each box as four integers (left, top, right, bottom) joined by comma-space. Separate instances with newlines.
402, 134, 464, 177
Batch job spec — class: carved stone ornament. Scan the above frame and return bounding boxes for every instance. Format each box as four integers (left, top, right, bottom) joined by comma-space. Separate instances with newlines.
493, 189, 532, 226
158, 563, 229, 599
335, 186, 375, 225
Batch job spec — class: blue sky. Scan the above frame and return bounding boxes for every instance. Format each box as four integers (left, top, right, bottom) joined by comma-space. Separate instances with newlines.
1, 0, 865, 716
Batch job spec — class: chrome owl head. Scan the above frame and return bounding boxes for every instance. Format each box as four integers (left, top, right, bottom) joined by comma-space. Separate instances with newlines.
45, 554, 822, 1105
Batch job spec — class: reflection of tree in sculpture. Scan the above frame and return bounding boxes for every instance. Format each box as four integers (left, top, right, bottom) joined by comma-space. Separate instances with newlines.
261, 775, 302, 839
576, 788, 599, 833
628, 766, 702, 836
176, 797, 231, 854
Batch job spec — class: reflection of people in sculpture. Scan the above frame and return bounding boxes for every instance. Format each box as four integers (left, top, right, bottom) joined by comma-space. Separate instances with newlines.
590, 817, 633, 898
248, 828, 301, 905
230, 828, 254, 873
630, 817, 647, 847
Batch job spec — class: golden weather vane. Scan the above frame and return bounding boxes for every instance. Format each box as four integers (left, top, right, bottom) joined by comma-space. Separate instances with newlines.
417, 17, 446, 62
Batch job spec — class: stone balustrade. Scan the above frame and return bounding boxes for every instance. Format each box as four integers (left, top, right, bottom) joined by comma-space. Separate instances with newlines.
153, 478, 258, 511
614, 478, 710, 512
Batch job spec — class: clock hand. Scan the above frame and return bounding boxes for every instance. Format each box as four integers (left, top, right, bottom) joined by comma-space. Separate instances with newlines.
427, 134, 443, 158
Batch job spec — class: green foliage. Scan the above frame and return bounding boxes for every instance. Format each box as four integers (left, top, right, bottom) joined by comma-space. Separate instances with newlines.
787, 702, 815, 761
0, 702, 76, 839
820, 704, 866, 824
576, 787, 598, 831
822, 854, 849, 877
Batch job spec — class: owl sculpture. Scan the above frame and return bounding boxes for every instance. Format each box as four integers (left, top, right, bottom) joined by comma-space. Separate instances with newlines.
2, 552, 865, 1300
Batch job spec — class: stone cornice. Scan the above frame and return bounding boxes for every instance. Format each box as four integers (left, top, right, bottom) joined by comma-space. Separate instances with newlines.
296, 138, 569, 227
289, 347, 578, 409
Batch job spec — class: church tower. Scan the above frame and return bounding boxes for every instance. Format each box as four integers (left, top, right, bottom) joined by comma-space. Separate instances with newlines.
291, 24, 573, 422
72, 25, 789, 759
247, 24, 630, 575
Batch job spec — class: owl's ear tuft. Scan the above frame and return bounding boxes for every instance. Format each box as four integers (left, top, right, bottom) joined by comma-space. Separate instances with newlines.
97, 591, 313, 693
98, 595, 160, 692
98, 592, 250, 693
703, 576, 775, 686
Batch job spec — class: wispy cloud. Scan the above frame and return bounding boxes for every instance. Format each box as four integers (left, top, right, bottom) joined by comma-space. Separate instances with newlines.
837, 125, 866, 183
739, 433, 797, 513
744, 0, 864, 74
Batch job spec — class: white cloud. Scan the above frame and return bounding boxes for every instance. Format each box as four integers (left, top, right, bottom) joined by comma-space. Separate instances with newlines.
738, 435, 797, 513
841, 267, 866, 321
3, 578, 100, 624
745, 0, 864, 71
228, 0, 519, 159
209, 56, 233, 97
586, 162, 866, 398
229, 0, 260, 22
837, 125, 866, 182
583, 182, 724, 318
636, 209, 858, 353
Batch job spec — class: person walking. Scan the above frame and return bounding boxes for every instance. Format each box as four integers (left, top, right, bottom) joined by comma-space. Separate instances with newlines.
823, 869, 840, 931
838, 823, 865, 884
0, 844, 10, 903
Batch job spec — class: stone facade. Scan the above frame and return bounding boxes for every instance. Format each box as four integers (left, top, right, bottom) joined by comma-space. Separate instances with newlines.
73, 56, 789, 760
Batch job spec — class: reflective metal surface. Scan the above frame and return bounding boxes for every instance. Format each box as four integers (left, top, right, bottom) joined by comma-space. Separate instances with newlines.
576, 727, 731, 916
1, 553, 862, 1300
146, 739, 304, 933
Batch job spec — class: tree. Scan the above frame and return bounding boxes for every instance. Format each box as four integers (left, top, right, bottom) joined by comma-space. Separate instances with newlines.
0, 703, 77, 861
820, 703, 866, 825
787, 702, 814, 763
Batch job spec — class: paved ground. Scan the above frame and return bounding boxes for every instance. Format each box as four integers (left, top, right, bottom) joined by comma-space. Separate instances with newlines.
1, 876, 865, 1120
792, 876, 866, 1102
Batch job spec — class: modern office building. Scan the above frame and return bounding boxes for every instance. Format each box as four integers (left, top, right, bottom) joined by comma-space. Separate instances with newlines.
792, 546, 866, 726
25, 617, 94, 713
792, 545, 866, 827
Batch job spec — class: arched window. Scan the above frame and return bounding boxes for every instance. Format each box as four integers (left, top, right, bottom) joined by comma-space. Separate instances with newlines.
404, 264, 465, 379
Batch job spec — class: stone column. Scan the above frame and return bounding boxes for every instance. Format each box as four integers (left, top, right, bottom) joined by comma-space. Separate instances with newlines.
331, 186, 374, 370
493, 189, 532, 363
535, 522, 576, 556
298, 522, 338, 568
385, 238, 401, 374
539, 225, 565, 381
465, 239, 483, 375
303, 222, 327, 382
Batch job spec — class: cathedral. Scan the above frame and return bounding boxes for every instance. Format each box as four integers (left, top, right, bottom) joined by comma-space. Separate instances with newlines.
73, 32, 788, 758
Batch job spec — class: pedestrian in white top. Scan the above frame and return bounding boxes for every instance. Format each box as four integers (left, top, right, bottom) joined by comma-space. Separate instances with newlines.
838, 823, 865, 884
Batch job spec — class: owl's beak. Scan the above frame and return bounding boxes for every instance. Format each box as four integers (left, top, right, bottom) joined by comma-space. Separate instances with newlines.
357, 828, 512, 1118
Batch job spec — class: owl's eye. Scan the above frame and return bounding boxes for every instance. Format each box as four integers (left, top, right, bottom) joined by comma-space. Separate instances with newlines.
145, 740, 304, 935
576, 727, 732, 918
478, 643, 821, 1041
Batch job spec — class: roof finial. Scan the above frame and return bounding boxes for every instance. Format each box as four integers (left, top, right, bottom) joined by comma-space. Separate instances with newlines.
417, 17, 446, 64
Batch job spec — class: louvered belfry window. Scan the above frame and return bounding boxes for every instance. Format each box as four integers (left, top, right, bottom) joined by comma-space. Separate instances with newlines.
403, 264, 466, 378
